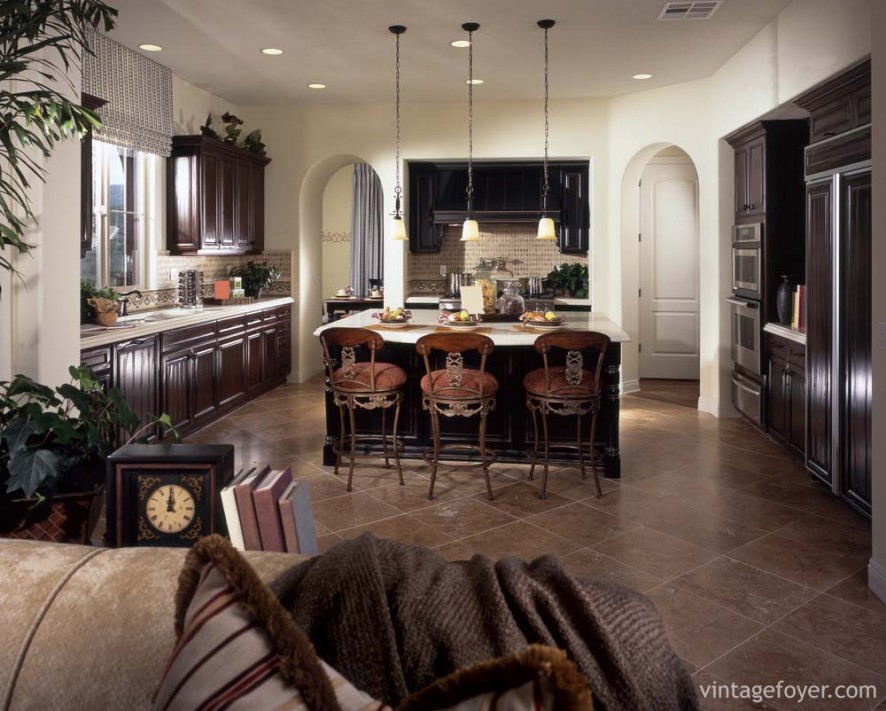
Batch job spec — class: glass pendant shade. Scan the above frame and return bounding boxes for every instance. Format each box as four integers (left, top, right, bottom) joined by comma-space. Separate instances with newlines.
536, 216, 557, 240
392, 215, 408, 241
460, 218, 480, 242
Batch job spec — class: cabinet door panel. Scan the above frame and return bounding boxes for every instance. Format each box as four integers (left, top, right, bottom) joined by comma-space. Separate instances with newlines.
789, 370, 806, 457
805, 181, 833, 484
767, 357, 788, 442
250, 164, 264, 252
115, 337, 158, 443
245, 330, 264, 394
234, 161, 251, 250
840, 171, 872, 513
262, 326, 280, 385
201, 152, 220, 247
218, 156, 235, 248
559, 169, 588, 254
193, 343, 218, 424
409, 170, 439, 253
218, 335, 247, 408
161, 350, 192, 433
747, 137, 766, 216
734, 146, 749, 215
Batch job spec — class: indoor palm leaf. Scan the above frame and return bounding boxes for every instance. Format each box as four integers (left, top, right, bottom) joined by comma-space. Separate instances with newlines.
0, 0, 118, 292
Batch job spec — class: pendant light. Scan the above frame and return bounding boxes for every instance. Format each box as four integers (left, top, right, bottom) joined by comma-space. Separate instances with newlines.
460, 22, 480, 242
536, 19, 557, 241
390, 25, 408, 241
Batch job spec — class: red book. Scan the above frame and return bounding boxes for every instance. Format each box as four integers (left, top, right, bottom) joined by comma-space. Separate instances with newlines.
278, 480, 319, 556
234, 464, 271, 551
252, 467, 292, 552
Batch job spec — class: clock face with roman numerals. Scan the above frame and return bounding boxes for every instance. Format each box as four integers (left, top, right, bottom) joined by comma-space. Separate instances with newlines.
145, 484, 195, 533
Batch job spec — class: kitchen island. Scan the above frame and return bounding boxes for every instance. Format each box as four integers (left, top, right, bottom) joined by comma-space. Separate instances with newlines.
313, 309, 629, 477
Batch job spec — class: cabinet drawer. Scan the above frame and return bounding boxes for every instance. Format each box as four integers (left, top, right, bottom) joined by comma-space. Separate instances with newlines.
81, 345, 112, 372
217, 314, 246, 337
161, 322, 217, 353
245, 311, 264, 330
767, 335, 790, 363
809, 97, 853, 143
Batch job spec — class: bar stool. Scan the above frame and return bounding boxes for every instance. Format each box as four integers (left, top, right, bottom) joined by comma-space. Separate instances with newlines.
523, 331, 610, 499
415, 333, 498, 500
319, 327, 407, 492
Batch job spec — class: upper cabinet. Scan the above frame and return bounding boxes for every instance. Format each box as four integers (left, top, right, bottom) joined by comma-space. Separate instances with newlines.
796, 59, 871, 144
167, 136, 271, 254
407, 161, 588, 255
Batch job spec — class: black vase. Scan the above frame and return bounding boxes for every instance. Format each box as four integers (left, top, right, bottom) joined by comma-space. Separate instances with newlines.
776, 275, 796, 325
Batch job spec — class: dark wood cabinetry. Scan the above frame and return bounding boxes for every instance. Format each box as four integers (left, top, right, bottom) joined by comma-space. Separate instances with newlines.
167, 136, 270, 254
794, 59, 871, 518
766, 334, 806, 458
113, 336, 159, 443
733, 133, 766, 218
82, 304, 292, 443
408, 161, 588, 254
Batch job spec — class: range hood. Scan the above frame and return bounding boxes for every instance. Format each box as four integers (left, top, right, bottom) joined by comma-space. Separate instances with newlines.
431, 209, 561, 226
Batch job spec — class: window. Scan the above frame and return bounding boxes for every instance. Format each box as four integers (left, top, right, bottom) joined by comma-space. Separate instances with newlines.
80, 141, 154, 288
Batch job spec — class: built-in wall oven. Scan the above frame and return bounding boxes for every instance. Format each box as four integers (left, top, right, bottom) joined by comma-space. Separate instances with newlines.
732, 223, 763, 301
727, 296, 761, 376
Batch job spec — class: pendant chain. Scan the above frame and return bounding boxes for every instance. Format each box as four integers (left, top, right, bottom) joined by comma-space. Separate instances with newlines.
542, 24, 550, 212
466, 28, 474, 212
394, 31, 402, 213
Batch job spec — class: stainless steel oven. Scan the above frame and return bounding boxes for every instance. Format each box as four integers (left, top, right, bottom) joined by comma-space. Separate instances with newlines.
732, 372, 763, 425
732, 223, 763, 300
727, 296, 761, 376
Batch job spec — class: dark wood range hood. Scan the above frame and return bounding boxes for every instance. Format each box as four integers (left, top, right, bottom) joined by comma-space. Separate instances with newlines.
409, 160, 589, 254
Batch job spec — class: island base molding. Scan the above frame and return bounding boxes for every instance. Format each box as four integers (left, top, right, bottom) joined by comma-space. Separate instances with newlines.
321, 342, 622, 478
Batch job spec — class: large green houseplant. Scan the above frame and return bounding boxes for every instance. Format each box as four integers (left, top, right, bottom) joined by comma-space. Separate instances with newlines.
0, 0, 118, 292
229, 261, 281, 299
0, 365, 174, 541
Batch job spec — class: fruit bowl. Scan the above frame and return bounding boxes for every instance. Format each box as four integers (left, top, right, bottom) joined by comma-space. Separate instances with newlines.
520, 310, 564, 328
438, 309, 479, 328
372, 308, 412, 327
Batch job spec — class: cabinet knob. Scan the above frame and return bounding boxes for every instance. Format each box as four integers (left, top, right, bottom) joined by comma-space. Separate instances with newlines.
743, 203, 750, 211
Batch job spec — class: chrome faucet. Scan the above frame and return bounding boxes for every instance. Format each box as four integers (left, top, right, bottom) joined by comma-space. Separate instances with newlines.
117, 289, 143, 316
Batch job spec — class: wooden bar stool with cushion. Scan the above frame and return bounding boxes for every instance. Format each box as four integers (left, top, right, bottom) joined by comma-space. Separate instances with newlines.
524, 331, 610, 499
319, 327, 407, 492
415, 333, 498, 500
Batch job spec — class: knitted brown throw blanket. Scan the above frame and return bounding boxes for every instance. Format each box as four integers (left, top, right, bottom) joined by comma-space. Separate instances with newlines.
272, 534, 698, 711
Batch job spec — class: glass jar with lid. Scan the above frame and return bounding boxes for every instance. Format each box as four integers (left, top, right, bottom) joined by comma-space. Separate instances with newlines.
472, 259, 498, 314
497, 279, 525, 315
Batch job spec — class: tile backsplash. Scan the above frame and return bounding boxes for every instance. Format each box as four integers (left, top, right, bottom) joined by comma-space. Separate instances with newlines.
126, 250, 291, 312
407, 225, 586, 294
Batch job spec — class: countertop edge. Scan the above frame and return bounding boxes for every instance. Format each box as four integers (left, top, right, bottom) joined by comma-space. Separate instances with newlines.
80, 297, 294, 349
763, 322, 807, 345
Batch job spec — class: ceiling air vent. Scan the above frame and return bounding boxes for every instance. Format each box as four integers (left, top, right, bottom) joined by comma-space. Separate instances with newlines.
658, 1, 723, 20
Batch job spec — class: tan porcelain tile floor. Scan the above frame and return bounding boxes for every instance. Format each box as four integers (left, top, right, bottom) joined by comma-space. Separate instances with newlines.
186, 376, 885, 710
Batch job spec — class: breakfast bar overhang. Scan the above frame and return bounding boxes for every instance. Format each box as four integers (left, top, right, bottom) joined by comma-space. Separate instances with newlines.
313, 310, 630, 478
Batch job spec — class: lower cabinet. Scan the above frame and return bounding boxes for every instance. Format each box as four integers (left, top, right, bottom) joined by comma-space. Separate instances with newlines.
82, 303, 291, 443
766, 333, 806, 458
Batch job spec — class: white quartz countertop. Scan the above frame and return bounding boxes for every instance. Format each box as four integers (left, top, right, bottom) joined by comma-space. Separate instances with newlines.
763, 322, 807, 345
314, 308, 629, 345
80, 297, 294, 348
405, 295, 592, 307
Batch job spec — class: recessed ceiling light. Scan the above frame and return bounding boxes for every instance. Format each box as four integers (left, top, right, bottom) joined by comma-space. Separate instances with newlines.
466, 79, 484, 85
450, 39, 472, 48
307, 83, 326, 89
261, 48, 284, 55
633, 73, 653, 80
138, 43, 162, 52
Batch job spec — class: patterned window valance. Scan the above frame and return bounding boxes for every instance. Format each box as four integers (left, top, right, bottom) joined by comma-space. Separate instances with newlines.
82, 29, 173, 157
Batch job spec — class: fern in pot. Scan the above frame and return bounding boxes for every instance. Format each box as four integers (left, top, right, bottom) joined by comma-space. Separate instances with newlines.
229, 262, 280, 299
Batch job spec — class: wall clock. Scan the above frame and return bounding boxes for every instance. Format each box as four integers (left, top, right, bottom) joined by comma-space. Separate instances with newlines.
106, 444, 234, 547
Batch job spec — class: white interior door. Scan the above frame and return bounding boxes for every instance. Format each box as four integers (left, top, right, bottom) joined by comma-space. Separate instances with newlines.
639, 159, 700, 380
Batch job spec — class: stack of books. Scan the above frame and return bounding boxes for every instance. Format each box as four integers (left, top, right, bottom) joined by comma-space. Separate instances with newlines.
219, 464, 319, 555
791, 284, 807, 331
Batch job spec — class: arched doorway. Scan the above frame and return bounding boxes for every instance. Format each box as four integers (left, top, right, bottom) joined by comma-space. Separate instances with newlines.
619, 143, 701, 405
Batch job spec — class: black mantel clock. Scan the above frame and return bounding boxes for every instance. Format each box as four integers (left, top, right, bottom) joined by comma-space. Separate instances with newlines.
106, 444, 234, 547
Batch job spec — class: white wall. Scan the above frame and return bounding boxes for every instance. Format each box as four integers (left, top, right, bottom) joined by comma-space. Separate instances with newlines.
321, 165, 353, 299
868, 0, 886, 603
172, 76, 242, 135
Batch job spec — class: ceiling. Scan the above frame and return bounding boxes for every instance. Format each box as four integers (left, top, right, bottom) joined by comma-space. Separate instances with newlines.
107, 0, 794, 106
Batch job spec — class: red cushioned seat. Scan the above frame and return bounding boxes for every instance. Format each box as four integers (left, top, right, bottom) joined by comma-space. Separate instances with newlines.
420, 369, 499, 398
332, 362, 407, 391
523, 366, 597, 398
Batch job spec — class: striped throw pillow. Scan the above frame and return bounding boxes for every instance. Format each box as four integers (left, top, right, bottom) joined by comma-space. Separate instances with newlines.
153, 535, 390, 711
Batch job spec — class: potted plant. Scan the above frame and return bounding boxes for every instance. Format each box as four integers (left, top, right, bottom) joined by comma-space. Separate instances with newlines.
543, 263, 589, 299
0, 366, 175, 543
0, 1, 118, 296
80, 281, 120, 324
229, 262, 281, 299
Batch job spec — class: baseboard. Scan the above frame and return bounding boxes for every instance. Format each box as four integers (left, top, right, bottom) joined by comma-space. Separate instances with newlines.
869, 559, 886, 604
621, 379, 641, 395
698, 397, 738, 418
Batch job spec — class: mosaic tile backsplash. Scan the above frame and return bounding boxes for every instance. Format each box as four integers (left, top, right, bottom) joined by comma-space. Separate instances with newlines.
407, 225, 587, 295
126, 250, 291, 312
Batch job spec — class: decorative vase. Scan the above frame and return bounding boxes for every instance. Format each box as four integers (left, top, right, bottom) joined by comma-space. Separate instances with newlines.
776, 275, 796, 325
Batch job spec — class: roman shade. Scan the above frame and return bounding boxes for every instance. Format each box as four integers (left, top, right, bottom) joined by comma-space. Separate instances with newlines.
82, 29, 173, 157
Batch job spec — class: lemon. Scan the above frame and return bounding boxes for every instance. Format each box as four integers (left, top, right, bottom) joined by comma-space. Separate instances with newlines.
458, 309, 470, 321
544, 311, 557, 321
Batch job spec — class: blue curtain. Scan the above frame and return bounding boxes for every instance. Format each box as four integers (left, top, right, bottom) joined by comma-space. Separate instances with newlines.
349, 164, 384, 296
